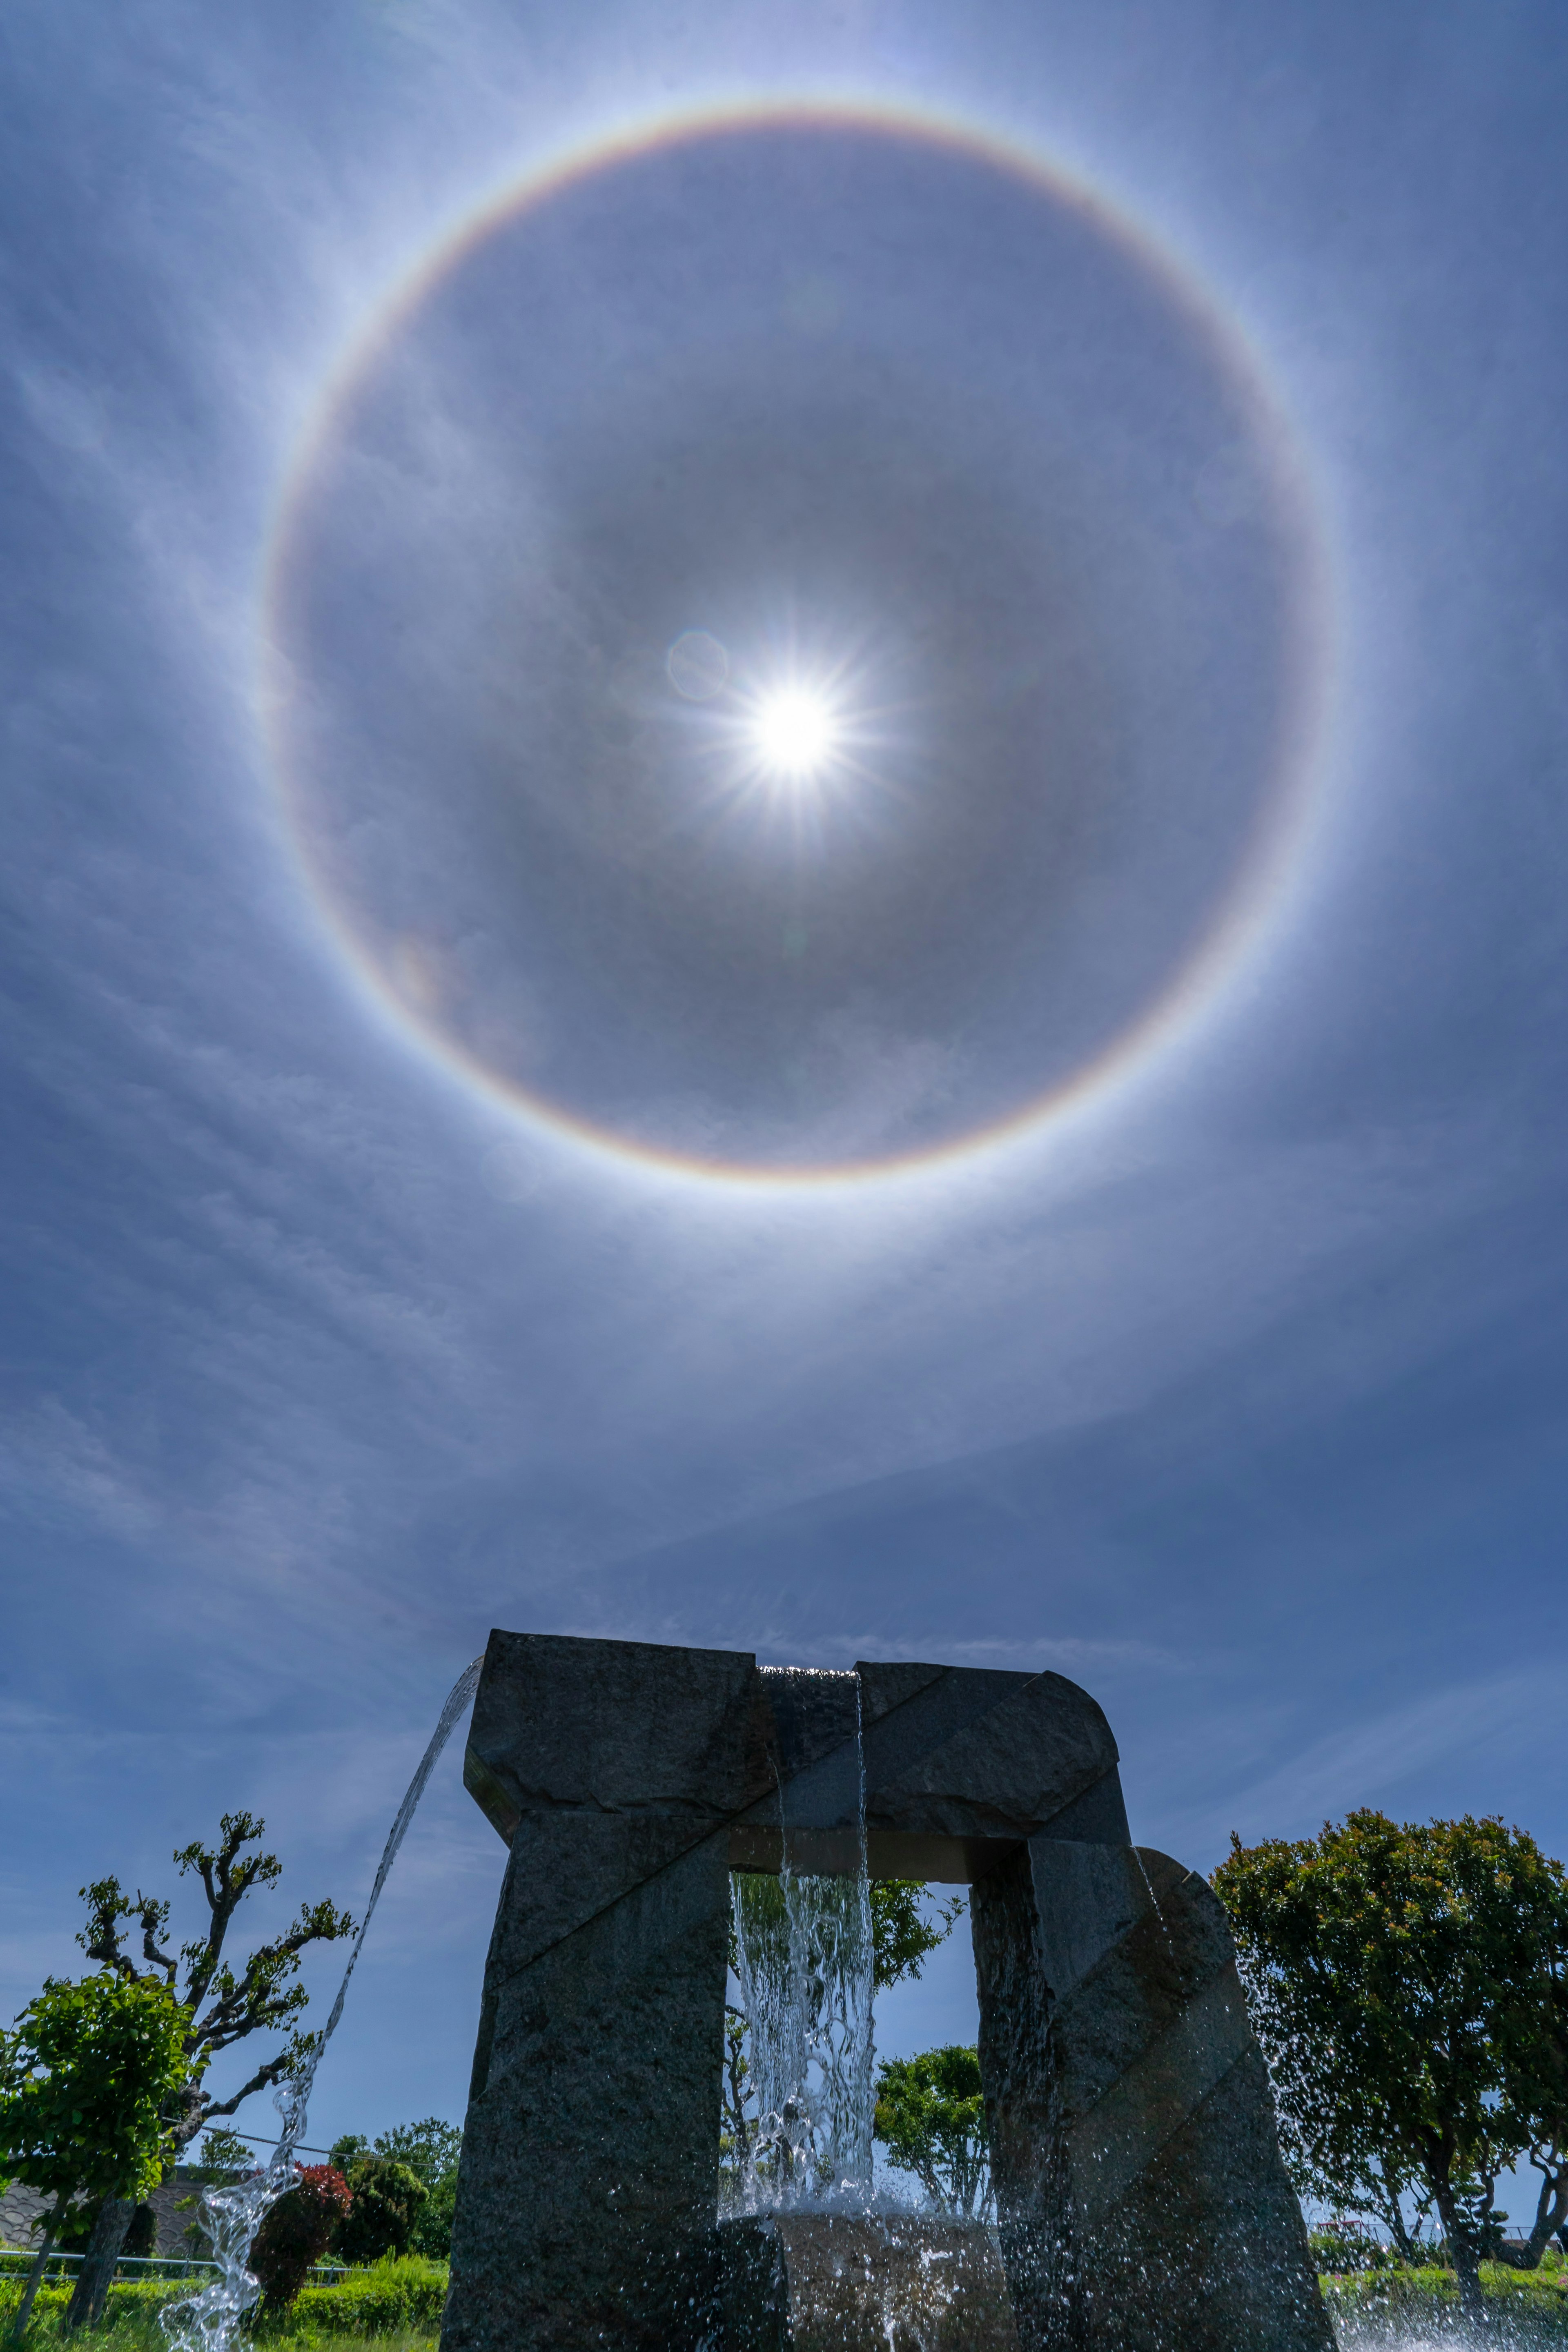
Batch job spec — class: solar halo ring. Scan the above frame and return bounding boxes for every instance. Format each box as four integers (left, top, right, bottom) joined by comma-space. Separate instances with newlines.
258, 96, 1334, 1188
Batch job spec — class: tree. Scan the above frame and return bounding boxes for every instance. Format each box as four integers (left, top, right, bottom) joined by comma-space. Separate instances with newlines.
248, 2166, 352, 2310
874, 2045, 992, 2218
871, 1883, 965, 1993
720, 1998, 763, 2194
63, 1811, 353, 2325
1214, 1811, 1568, 2321
191, 2126, 256, 2178
327, 2140, 427, 2264
0, 1973, 189, 2345
1487, 1913, 1568, 2270
365, 2120, 462, 2260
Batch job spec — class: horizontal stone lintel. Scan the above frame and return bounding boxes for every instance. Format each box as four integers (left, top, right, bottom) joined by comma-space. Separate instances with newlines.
729, 1824, 1028, 1880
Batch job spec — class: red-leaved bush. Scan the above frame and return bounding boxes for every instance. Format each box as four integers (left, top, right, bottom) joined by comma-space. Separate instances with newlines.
249, 2165, 353, 2310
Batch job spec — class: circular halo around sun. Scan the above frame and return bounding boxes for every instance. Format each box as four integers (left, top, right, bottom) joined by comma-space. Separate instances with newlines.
263, 103, 1329, 1185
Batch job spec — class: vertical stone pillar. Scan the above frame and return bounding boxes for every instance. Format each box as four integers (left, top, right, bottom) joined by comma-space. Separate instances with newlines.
973, 1840, 1332, 2352
441, 1633, 760, 2352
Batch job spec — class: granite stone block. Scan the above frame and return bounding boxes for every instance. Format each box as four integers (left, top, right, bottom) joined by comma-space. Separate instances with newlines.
708, 2213, 1019, 2351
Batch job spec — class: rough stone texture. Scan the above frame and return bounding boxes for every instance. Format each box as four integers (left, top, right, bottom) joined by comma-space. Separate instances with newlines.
970, 1846, 1072, 2340
973, 1842, 1333, 2352
731, 1659, 1127, 1883
446, 1631, 1329, 2352
445, 1635, 758, 2352
708, 2213, 1018, 2351
463, 1630, 765, 1844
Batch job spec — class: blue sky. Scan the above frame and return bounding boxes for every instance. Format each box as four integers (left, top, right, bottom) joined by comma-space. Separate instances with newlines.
2, 0, 1567, 2198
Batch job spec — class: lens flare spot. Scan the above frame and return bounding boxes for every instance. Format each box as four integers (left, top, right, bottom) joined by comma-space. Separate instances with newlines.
667, 629, 729, 700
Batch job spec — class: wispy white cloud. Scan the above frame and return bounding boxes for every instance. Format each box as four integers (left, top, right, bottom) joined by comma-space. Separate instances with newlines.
1158, 1666, 1566, 1862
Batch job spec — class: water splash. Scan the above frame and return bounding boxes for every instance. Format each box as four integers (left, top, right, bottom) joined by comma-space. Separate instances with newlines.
729, 1673, 875, 2210
159, 1657, 484, 2352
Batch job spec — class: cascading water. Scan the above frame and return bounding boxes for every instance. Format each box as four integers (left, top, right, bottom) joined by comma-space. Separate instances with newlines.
729, 1668, 876, 2212
159, 1657, 484, 2352
719, 1675, 1011, 2349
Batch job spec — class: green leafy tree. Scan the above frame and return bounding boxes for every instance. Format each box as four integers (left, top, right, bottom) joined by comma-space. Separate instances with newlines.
327, 2140, 427, 2264
874, 2044, 991, 2218
1501, 1941, 1568, 2268
1214, 1811, 1568, 2320
871, 1883, 965, 1992
720, 2003, 755, 2187
0, 1972, 189, 2345
366, 2121, 462, 2260
63, 1811, 353, 2325
191, 2126, 256, 2178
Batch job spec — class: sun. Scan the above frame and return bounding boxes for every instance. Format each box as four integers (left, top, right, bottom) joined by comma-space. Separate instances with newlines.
750, 689, 840, 780
673, 645, 875, 817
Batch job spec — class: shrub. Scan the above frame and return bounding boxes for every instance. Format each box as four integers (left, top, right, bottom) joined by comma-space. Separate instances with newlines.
406, 2168, 455, 2265
363, 2123, 461, 2263
251, 2166, 354, 2310
327, 2150, 426, 2267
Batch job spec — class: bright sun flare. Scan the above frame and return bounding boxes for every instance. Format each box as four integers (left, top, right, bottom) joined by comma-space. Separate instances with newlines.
751, 689, 839, 779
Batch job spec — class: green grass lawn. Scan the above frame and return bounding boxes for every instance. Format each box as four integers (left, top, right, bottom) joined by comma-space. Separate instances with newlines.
9, 2248, 1568, 2348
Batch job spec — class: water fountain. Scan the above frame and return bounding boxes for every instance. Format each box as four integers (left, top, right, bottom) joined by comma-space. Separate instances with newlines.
443, 1629, 1334, 2351
158, 1658, 485, 2352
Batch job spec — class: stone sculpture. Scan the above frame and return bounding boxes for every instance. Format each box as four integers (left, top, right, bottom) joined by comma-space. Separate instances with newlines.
441, 1630, 1330, 2352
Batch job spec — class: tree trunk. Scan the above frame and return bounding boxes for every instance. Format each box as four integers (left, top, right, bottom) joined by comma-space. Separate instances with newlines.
1430, 2174, 1486, 2327
5, 2201, 62, 2349
1503, 2161, 1568, 2270
1383, 2195, 1416, 2262
63, 2196, 132, 2332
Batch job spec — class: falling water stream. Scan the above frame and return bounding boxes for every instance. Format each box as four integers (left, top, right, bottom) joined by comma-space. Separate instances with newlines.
159, 1657, 484, 2352
723, 1673, 1009, 2350
730, 1869, 876, 2208
729, 1671, 876, 2212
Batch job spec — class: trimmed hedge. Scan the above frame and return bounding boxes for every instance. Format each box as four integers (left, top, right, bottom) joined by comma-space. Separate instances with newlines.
282, 2260, 447, 2335
0, 2282, 187, 2325
0, 2258, 448, 2341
